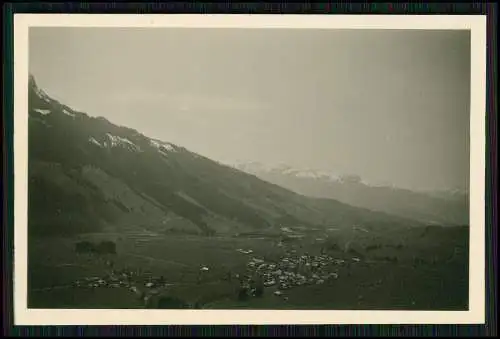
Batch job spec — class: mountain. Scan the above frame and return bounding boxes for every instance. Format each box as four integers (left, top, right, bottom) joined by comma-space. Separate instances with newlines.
421, 188, 469, 203
231, 162, 469, 226
27, 75, 424, 237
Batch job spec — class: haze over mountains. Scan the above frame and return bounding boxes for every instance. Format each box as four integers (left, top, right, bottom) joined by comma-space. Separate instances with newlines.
231, 162, 469, 226
28, 75, 426, 238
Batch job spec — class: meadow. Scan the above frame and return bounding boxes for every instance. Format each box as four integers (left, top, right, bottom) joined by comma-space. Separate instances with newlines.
27, 224, 469, 310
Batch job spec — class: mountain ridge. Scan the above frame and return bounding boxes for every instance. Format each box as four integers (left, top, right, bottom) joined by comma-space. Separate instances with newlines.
230, 161, 469, 226
231, 161, 468, 195
28, 75, 425, 237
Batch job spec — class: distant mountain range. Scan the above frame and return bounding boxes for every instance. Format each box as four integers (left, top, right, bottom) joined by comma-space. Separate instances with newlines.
231, 162, 469, 226
28, 75, 424, 237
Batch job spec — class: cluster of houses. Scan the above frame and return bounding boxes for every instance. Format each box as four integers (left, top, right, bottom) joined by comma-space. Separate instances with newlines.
238, 250, 362, 299
72, 267, 171, 302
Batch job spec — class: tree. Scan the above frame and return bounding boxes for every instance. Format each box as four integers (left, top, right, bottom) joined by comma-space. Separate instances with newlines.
328, 242, 340, 251
237, 287, 248, 301
75, 241, 96, 254
158, 275, 166, 285
254, 281, 264, 298
96, 240, 116, 254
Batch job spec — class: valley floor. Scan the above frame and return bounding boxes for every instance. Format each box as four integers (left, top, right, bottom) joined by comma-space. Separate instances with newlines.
27, 226, 469, 310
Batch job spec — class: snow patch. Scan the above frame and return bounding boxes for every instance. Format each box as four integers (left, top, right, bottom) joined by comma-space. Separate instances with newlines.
289, 169, 340, 181
62, 108, 76, 118
104, 133, 142, 152
231, 162, 341, 182
34, 86, 51, 103
88, 137, 103, 147
294, 171, 323, 179
281, 168, 298, 175
247, 161, 282, 173
150, 139, 176, 156
34, 108, 51, 115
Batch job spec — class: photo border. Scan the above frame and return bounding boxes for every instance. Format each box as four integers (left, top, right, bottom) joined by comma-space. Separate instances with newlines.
2, 2, 496, 336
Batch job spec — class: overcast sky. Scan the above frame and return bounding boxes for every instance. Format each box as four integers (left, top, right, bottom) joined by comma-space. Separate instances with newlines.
29, 28, 470, 191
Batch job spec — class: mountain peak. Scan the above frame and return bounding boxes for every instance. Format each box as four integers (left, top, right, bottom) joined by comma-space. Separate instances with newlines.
231, 162, 343, 183
29, 73, 37, 86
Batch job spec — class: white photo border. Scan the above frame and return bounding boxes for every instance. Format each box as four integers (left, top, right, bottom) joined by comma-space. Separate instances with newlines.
13, 14, 487, 325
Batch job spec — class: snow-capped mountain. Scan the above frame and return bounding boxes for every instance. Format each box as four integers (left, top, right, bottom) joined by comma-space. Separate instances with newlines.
232, 162, 343, 182
230, 161, 469, 226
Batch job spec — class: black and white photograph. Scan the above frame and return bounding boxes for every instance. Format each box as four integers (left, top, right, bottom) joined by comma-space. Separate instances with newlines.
13, 14, 486, 325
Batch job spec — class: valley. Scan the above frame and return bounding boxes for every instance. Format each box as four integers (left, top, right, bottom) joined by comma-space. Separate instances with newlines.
28, 224, 469, 310
26, 75, 470, 311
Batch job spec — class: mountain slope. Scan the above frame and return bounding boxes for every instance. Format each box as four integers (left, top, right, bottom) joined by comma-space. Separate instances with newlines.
232, 162, 469, 226
27, 75, 423, 237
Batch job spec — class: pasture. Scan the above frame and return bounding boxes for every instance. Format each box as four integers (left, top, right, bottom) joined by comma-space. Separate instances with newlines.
27, 225, 469, 310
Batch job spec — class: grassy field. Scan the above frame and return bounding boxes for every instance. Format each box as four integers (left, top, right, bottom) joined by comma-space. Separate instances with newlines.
27, 225, 469, 310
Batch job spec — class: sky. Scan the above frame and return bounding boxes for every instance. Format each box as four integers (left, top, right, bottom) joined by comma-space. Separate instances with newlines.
29, 28, 471, 192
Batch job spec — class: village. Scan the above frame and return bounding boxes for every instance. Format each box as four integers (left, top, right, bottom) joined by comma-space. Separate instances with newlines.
235, 245, 360, 300
71, 264, 174, 305
69, 253, 359, 306
64, 232, 364, 307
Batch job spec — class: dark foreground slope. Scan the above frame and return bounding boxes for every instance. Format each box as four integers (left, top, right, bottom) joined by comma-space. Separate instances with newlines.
28, 75, 421, 237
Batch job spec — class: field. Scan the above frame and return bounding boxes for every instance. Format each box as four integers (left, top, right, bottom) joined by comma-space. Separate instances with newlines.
28, 225, 469, 310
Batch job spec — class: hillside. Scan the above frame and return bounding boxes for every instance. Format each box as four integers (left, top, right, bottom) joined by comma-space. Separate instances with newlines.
232, 162, 469, 226
27, 75, 423, 237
